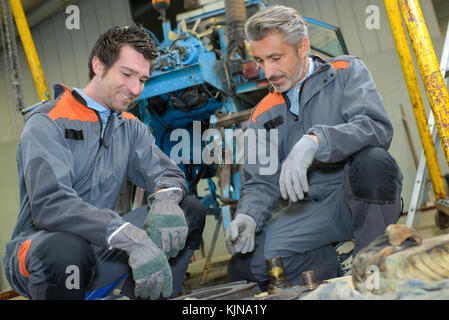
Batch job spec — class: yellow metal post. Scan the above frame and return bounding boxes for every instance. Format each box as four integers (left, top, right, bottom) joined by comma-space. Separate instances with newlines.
398, 0, 449, 171
9, 0, 50, 101
385, 0, 447, 199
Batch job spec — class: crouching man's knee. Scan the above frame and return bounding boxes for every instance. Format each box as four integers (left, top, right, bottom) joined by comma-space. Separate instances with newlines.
179, 195, 206, 250
26, 232, 96, 299
349, 147, 402, 204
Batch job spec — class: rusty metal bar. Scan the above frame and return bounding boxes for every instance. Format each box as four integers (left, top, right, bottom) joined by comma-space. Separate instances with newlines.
398, 0, 449, 172
385, 0, 447, 199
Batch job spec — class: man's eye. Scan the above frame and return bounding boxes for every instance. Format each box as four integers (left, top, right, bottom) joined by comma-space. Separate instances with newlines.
123, 72, 130, 77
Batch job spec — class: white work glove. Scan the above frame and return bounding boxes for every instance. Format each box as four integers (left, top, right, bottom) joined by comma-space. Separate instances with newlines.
108, 223, 173, 299
225, 214, 256, 255
279, 134, 319, 202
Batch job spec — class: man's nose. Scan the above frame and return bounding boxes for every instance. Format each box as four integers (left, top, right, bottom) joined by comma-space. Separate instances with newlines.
128, 78, 142, 97
261, 62, 274, 80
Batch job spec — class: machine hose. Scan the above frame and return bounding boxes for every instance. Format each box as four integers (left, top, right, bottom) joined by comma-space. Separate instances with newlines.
225, 0, 248, 60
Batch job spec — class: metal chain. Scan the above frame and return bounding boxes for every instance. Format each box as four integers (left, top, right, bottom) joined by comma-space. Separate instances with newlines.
1, 0, 25, 142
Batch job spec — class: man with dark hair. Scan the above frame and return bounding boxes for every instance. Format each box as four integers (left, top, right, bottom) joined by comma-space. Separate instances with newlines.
2, 24, 206, 300
87, 25, 158, 81
226, 6, 403, 290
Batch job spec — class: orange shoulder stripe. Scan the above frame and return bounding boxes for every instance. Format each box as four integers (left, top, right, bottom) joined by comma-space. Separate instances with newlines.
311, 55, 350, 71
251, 92, 285, 123
122, 111, 137, 121
332, 60, 350, 70
48, 90, 98, 122
18, 239, 32, 277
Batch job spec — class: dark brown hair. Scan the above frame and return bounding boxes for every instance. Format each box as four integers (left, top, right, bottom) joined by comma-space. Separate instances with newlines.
88, 24, 158, 80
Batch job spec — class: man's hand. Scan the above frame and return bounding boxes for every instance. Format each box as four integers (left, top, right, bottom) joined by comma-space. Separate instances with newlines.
144, 187, 188, 258
108, 223, 173, 299
279, 134, 319, 202
225, 214, 256, 255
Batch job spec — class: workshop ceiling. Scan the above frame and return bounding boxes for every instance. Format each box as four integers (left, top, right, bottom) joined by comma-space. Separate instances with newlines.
17, 0, 48, 12
0, 0, 47, 18
0, 0, 74, 28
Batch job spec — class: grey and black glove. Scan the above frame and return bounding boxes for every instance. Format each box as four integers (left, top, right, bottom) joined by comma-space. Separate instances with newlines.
108, 222, 173, 299
225, 214, 256, 255
144, 187, 188, 258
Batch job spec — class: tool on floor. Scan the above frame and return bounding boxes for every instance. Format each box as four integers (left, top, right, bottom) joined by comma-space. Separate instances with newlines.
302, 270, 320, 291
173, 280, 260, 300
266, 256, 291, 293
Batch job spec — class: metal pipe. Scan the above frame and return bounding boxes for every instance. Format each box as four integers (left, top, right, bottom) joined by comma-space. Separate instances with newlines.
9, 0, 50, 101
385, 0, 447, 199
398, 0, 449, 173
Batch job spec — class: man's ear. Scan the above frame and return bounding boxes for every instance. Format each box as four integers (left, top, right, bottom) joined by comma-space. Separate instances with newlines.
297, 37, 310, 60
92, 56, 105, 79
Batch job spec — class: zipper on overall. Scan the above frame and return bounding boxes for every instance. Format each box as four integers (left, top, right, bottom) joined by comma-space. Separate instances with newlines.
93, 110, 111, 150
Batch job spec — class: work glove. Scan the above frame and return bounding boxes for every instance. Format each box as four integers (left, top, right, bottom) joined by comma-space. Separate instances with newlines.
144, 187, 188, 259
225, 214, 256, 255
108, 222, 173, 299
279, 134, 319, 202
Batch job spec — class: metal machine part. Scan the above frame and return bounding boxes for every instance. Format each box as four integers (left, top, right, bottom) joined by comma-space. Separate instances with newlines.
247, 270, 327, 300
152, 0, 170, 20
302, 270, 320, 291
174, 281, 260, 300
174, 269, 326, 300
225, 0, 248, 61
434, 199, 449, 229
265, 257, 291, 294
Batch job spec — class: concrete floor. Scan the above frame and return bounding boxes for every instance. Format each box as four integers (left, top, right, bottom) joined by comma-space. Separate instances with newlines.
182, 253, 232, 294
397, 208, 449, 238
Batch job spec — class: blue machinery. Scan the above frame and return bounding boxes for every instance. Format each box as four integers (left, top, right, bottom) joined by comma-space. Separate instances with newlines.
129, 0, 349, 286
84, 0, 349, 298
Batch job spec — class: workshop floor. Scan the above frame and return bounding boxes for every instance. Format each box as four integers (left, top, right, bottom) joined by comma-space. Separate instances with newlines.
8, 208, 449, 299
182, 253, 232, 295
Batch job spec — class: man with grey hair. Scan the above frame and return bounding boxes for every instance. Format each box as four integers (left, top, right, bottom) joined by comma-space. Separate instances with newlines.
225, 5, 403, 290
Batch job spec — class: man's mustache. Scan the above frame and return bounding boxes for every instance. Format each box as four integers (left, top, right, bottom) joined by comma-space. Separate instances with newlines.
269, 75, 284, 82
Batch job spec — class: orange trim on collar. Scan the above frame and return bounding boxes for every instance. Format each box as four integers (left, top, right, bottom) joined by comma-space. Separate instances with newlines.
48, 88, 98, 122
122, 111, 137, 121
332, 60, 349, 70
313, 55, 350, 71
251, 92, 285, 123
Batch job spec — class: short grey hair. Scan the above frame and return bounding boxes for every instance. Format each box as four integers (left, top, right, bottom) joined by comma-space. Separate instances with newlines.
245, 5, 309, 47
